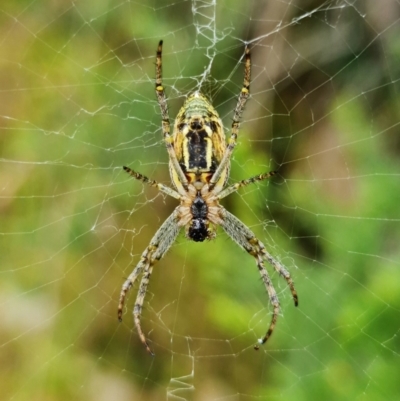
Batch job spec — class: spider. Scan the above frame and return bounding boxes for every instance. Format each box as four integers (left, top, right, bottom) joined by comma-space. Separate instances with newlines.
118, 41, 298, 355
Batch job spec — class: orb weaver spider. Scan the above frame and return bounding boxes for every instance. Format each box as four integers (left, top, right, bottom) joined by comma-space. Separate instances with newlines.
118, 41, 298, 355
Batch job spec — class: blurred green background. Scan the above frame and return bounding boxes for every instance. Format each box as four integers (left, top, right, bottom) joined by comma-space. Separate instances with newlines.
1, 1, 400, 400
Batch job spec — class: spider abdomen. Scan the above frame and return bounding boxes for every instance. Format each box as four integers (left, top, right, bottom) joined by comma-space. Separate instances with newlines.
171, 92, 227, 189
186, 128, 215, 171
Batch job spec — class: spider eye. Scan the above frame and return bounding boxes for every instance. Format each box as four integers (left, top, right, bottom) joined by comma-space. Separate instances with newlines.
188, 218, 208, 242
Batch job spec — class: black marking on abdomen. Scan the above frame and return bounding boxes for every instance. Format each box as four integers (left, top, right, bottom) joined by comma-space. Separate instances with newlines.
186, 126, 216, 173
186, 128, 210, 170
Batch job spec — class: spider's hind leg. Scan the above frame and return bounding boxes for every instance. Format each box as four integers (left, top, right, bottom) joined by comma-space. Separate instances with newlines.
209, 46, 251, 191
154, 41, 189, 191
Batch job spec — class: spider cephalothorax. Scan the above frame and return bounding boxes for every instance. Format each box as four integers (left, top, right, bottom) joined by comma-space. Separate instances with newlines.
118, 41, 298, 355
187, 194, 209, 242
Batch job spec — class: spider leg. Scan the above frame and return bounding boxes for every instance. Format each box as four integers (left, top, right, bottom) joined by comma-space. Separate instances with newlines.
118, 210, 181, 354
134, 263, 155, 355
155, 40, 189, 192
216, 207, 298, 349
261, 249, 298, 307
123, 166, 181, 200
217, 170, 277, 199
209, 46, 251, 191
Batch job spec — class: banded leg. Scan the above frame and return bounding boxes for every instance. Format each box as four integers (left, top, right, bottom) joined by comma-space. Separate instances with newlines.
216, 207, 298, 349
209, 46, 251, 191
261, 249, 298, 308
118, 210, 181, 347
253, 253, 280, 349
134, 263, 155, 355
217, 170, 277, 199
123, 166, 181, 200
155, 40, 189, 191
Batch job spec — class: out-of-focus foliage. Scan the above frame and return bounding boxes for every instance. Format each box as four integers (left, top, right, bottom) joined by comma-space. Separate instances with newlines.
1, 1, 399, 400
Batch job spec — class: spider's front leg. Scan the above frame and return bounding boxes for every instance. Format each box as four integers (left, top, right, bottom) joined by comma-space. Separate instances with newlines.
118, 245, 157, 355
216, 207, 298, 349
251, 250, 280, 348
118, 210, 181, 355
133, 263, 155, 355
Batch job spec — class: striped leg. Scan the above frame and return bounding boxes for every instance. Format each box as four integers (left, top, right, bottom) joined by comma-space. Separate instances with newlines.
118, 210, 181, 354
217, 208, 298, 350
209, 46, 251, 191
155, 40, 188, 191
133, 263, 155, 355
217, 170, 276, 199
123, 166, 181, 200
253, 253, 280, 349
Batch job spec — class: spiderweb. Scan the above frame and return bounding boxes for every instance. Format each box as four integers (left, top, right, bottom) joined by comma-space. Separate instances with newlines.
1, 0, 400, 400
